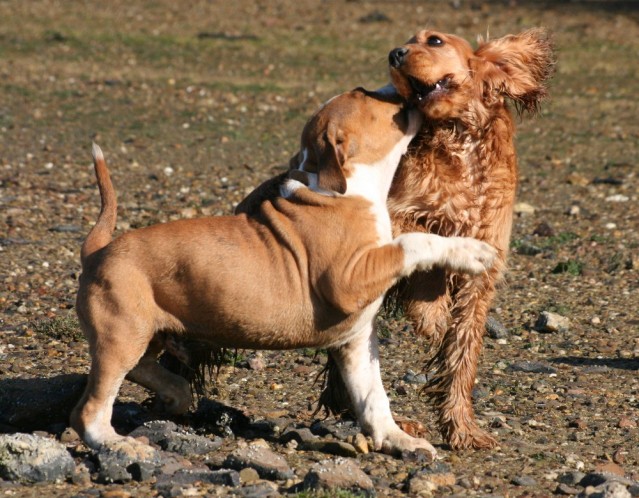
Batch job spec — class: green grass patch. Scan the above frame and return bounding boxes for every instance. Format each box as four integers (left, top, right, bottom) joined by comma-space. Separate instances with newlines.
32, 314, 83, 342
551, 260, 584, 276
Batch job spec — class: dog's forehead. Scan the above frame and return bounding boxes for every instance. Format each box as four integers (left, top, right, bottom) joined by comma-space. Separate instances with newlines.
408, 30, 473, 53
305, 91, 401, 143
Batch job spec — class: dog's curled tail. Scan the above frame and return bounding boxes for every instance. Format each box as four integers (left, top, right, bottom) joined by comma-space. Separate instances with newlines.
81, 143, 117, 266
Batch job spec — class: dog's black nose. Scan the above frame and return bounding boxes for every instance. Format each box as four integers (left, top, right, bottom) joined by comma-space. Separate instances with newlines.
389, 47, 408, 68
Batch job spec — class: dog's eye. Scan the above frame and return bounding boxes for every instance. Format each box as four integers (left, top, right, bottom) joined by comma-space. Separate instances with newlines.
427, 35, 443, 47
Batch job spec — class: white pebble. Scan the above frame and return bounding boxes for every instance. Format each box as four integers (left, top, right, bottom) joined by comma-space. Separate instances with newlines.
605, 194, 629, 202
163, 166, 174, 176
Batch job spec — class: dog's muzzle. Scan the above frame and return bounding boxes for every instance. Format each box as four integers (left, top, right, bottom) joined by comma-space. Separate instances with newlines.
389, 47, 408, 68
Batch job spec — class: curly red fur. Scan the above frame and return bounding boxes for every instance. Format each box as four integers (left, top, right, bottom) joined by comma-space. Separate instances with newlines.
387, 28, 554, 449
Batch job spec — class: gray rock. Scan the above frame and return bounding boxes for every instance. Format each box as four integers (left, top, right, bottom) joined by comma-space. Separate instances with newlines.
302, 457, 374, 496
506, 360, 557, 374
0, 433, 75, 484
300, 440, 358, 458
232, 481, 280, 497
0, 374, 86, 431
155, 468, 240, 495
556, 483, 582, 495
403, 369, 428, 384
512, 475, 538, 486
535, 311, 571, 332
96, 438, 161, 484
280, 427, 317, 445
486, 316, 509, 339
559, 471, 587, 486
129, 420, 222, 455
578, 481, 632, 498
407, 461, 456, 493
224, 444, 294, 480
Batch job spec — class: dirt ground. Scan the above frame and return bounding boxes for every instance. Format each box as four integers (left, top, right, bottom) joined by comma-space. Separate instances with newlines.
1, 1, 638, 496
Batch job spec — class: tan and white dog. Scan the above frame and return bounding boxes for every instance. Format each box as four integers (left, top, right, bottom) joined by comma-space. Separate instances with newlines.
71, 88, 497, 457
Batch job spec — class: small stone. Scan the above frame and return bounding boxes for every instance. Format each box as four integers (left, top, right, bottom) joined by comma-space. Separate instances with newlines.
594, 461, 625, 477
301, 440, 358, 458
96, 438, 160, 484
605, 194, 629, 202
556, 483, 581, 495
535, 311, 571, 332
402, 369, 428, 384
566, 173, 590, 187
486, 316, 509, 339
224, 444, 294, 480
507, 360, 557, 374
612, 449, 627, 465
512, 475, 537, 486
239, 467, 260, 484
248, 354, 266, 371
302, 457, 374, 495
280, 427, 317, 446
514, 202, 536, 215
559, 471, 587, 486
617, 417, 637, 429
154, 468, 240, 494
352, 433, 369, 454
408, 462, 456, 493
60, 427, 79, 444
0, 433, 75, 484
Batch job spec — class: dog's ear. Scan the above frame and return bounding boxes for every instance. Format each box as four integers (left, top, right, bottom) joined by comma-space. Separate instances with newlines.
472, 28, 555, 113
315, 122, 348, 194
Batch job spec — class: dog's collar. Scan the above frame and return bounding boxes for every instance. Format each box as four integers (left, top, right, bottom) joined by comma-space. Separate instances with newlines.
280, 169, 336, 199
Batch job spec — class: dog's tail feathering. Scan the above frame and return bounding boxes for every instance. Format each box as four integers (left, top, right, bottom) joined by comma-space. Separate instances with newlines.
80, 143, 117, 267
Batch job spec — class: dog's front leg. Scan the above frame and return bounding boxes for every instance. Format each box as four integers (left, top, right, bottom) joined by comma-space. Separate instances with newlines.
330, 322, 438, 458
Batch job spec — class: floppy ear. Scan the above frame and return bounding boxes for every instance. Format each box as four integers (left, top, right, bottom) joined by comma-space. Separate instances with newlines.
472, 28, 555, 113
315, 122, 348, 194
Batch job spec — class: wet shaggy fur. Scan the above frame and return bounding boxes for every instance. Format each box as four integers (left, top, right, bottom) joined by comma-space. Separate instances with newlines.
381, 27, 555, 449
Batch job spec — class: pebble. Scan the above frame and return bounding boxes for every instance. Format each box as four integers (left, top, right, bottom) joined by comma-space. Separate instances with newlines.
0, 433, 75, 484
302, 457, 374, 495
578, 481, 632, 498
301, 440, 358, 458
506, 360, 557, 374
514, 202, 536, 215
617, 417, 637, 429
486, 316, 509, 339
352, 433, 369, 454
154, 468, 240, 495
403, 369, 428, 384
605, 194, 629, 202
558, 471, 587, 485
512, 475, 538, 486
535, 311, 571, 332
239, 467, 260, 484
95, 438, 160, 484
224, 443, 294, 480
129, 420, 222, 456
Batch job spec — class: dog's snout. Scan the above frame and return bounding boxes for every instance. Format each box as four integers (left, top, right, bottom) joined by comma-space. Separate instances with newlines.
389, 47, 408, 68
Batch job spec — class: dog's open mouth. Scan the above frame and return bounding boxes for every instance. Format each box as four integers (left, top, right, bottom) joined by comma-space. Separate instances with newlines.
408, 75, 451, 103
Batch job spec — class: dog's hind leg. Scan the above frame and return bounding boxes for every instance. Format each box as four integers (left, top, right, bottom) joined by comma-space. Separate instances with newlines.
330, 320, 438, 458
399, 267, 451, 343
71, 315, 153, 449
127, 340, 192, 415
429, 270, 499, 450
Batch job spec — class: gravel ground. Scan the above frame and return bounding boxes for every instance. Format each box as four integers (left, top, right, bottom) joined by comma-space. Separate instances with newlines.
1, 1, 638, 496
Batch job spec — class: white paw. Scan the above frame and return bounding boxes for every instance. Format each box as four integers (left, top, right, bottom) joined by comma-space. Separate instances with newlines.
378, 427, 438, 459
444, 237, 497, 275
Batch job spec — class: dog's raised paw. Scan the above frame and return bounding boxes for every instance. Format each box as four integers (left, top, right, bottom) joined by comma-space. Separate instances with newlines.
446, 238, 497, 275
